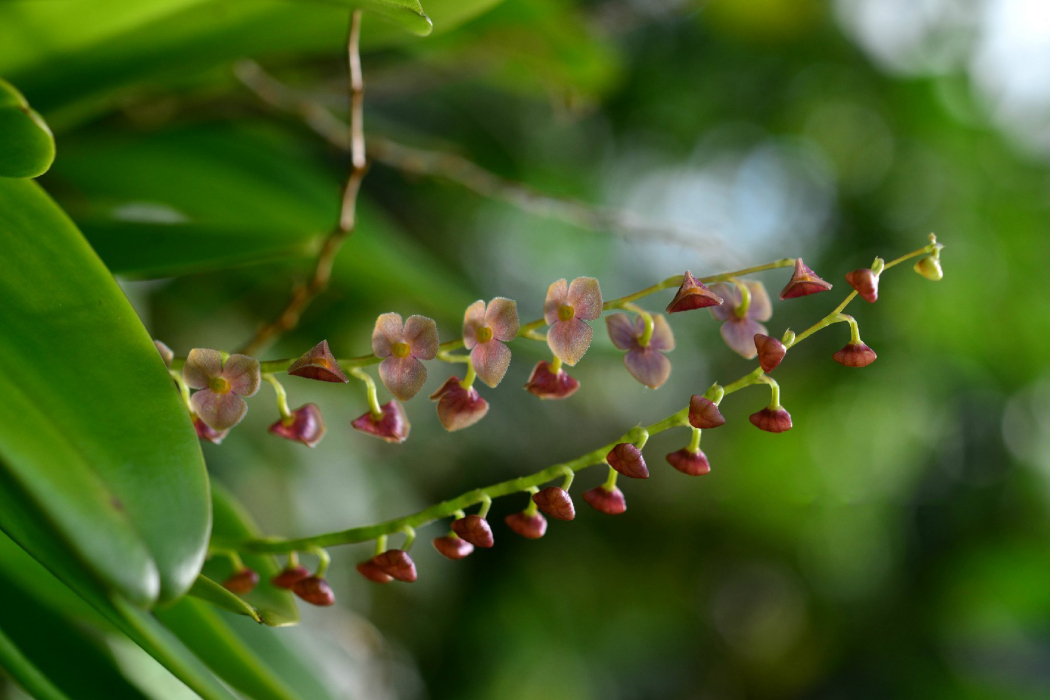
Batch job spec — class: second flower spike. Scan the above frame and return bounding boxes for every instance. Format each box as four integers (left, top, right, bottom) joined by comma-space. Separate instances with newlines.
463, 297, 519, 388
372, 313, 439, 400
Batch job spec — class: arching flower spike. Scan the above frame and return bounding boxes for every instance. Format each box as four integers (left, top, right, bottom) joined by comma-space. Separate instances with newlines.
183, 349, 261, 431
544, 277, 603, 366
372, 313, 439, 400
606, 312, 675, 389
287, 340, 348, 383
666, 271, 724, 313
709, 281, 772, 359
463, 298, 518, 388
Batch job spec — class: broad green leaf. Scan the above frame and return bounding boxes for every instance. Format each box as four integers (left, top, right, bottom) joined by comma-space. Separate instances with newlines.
0, 77, 54, 178
187, 575, 263, 623
0, 627, 70, 700
0, 178, 210, 605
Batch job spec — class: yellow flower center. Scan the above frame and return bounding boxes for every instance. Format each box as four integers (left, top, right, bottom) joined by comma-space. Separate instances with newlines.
392, 341, 411, 358
557, 304, 575, 322
476, 326, 493, 343
209, 376, 231, 394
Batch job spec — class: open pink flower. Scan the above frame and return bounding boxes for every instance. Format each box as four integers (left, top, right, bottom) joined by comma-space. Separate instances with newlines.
269, 404, 326, 448
463, 298, 518, 388
606, 312, 675, 389
351, 400, 410, 443
430, 376, 489, 431
372, 313, 439, 400
183, 349, 261, 431
709, 281, 772, 359
524, 361, 580, 400
544, 277, 602, 366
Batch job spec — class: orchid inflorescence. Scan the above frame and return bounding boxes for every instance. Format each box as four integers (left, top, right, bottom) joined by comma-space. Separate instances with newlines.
170, 234, 943, 606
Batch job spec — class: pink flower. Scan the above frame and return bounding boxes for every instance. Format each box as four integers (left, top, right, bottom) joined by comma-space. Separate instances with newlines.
544, 277, 603, 365
351, 400, 410, 443
666, 271, 724, 313
430, 376, 489, 431
666, 449, 711, 476
463, 298, 518, 388
845, 268, 879, 303
192, 415, 229, 444
524, 360, 580, 400
183, 349, 261, 431
779, 259, 832, 300
709, 281, 772, 359
372, 313, 439, 400
505, 512, 547, 539
606, 312, 675, 389
268, 404, 326, 448
287, 340, 348, 383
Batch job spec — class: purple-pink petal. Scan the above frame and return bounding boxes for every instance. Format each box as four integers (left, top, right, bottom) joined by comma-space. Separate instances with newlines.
708, 281, 771, 322
648, 314, 675, 352
269, 404, 326, 448
371, 312, 404, 358
624, 347, 672, 389
547, 317, 593, 366
222, 354, 261, 397
470, 340, 512, 388
403, 315, 438, 360
567, 277, 602, 320
720, 317, 768, 359
183, 348, 223, 389
462, 300, 486, 350
191, 390, 247, 432
605, 312, 640, 350
543, 279, 569, 325
379, 356, 428, 401
747, 281, 773, 322
484, 297, 519, 342
351, 401, 410, 443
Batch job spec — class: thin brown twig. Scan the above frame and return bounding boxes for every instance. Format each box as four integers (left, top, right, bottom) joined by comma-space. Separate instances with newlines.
233, 59, 729, 257
239, 11, 367, 356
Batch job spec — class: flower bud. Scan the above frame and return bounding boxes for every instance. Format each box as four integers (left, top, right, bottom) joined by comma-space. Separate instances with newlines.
351, 400, 410, 443
292, 575, 336, 605
287, 340, 349, 383
582, 486, 627, 515
429, 376, 490, 431
832, 342, 877, 367
433, 535, 474, 560
845, 268, 879, 303
914, 255, 943, 281
271, 566, 310, 589
689, 395, 726, 429
154, 340, 174, 367
665, 271, 724, 313
749, 406, 792, 433
372, 549, 417, 583
753, 334, 786, 373
356, 560, 393, 584
780, 259, 833, 300
607, 443, 649, 479
450, 514, 494, 548
532, 487, 575, 520
524, 361, 580, 400
505, 512, 547, 539
222, 568, 259, 594
193, 415, 229, 444
665, 448, 710, 476
269, 403, 326, 447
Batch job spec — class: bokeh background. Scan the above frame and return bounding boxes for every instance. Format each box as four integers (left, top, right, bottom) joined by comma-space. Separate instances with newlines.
3, 0, 1049, 698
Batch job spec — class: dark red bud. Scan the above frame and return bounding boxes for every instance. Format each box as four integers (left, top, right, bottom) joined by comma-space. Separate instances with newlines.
450, 514, 494, 548
222, 568, 259, 594
780, 258, 833, 300
832, 342, 877, 367
356, 560, 393, 584
689, 395, 726, 429
844, 268, 879, 303
666, 448, 711, 476
270, 566, 310, 589
372, 549, 417, 583
430, 376, 490, 431
524, 361, 580, 400
665, 271, 724, 313
268, 403, 326, 447
433, 535, 474, 560
287, 340, 349, 383
607, 443, 649, 479
505, 512, 548, 539
753, 334, 786, 373
193, 416, 229, 444
292, 575, 336, 605
749, 406, 793, 433
582, 486, 627, 515
351, 400, 410, 443
532, 487, 575, 520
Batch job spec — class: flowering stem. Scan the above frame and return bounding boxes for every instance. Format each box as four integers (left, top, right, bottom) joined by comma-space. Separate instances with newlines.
349, 367, 383, 419
263, 373, 292, 420
550, 356, 563, 374
602, 466, 619, 491
401, 526, 416, 551
730, 277, 751, 319
756, 374, 780, 408
839, 314, 861, 344
459, 363, 477, 390
688, 427, 702, 452
169, 370, 192, 412
309, 546, 330, 577
619, 302, 654, 346
559, 466, 574, 491
523, 487, 540, 516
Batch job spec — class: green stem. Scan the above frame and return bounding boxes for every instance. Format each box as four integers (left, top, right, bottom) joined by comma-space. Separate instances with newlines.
619, 302, 654, 346
688, 427, 702, 452
263, 373, 292, 419
602, 466, 619, 491
169, 370, 193, 412
350, 367, 382, 418
757, 373, 780, 408
550, 356, 563, 373
401, 526, 416, 551
731, 277, 751, 319
460, 363, 477, 390
310, 546, 330, 577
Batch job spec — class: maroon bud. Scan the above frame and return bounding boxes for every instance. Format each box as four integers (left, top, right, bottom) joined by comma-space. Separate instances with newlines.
582, 486, 627, 515
292, 575, 336, 605
154, 340, 174, 367
450, 514, 494, 548
689, 395, 726, 429
749, 406, 793, 433
268, 403, 326, 448
780, 259, 833, 300
433, 535, 474, 560
505, 512, 547, 539
754, 334, 786, 373
287, 340, 349, 383
372, 549, 417, 583
222, 568, 259, 594
532, 487, 575, 520
193, 415, 229, 444
351, 400, 410, 443
270, 566, 310, 589
429, 376, 489, 431
607, 443, 649, 479
665, 271, 724, 313
524, 361, 580, 400
833, 342, 877, 367
845, 268, 879, 303
356, 560, 393, 584
666, 448, 711, 476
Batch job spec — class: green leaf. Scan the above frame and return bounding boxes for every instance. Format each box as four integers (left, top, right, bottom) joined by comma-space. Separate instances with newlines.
0, 77, 54, 178
0, 178, 210, 606
0, 626, 71, 700
187, 575, 263, 623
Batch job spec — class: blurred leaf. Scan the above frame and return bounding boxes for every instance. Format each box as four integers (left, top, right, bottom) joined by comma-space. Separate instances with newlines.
0, 178, 210, 606
0, 77, 55, 178
187, 575, 263, 623
0, 627, 70, 700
